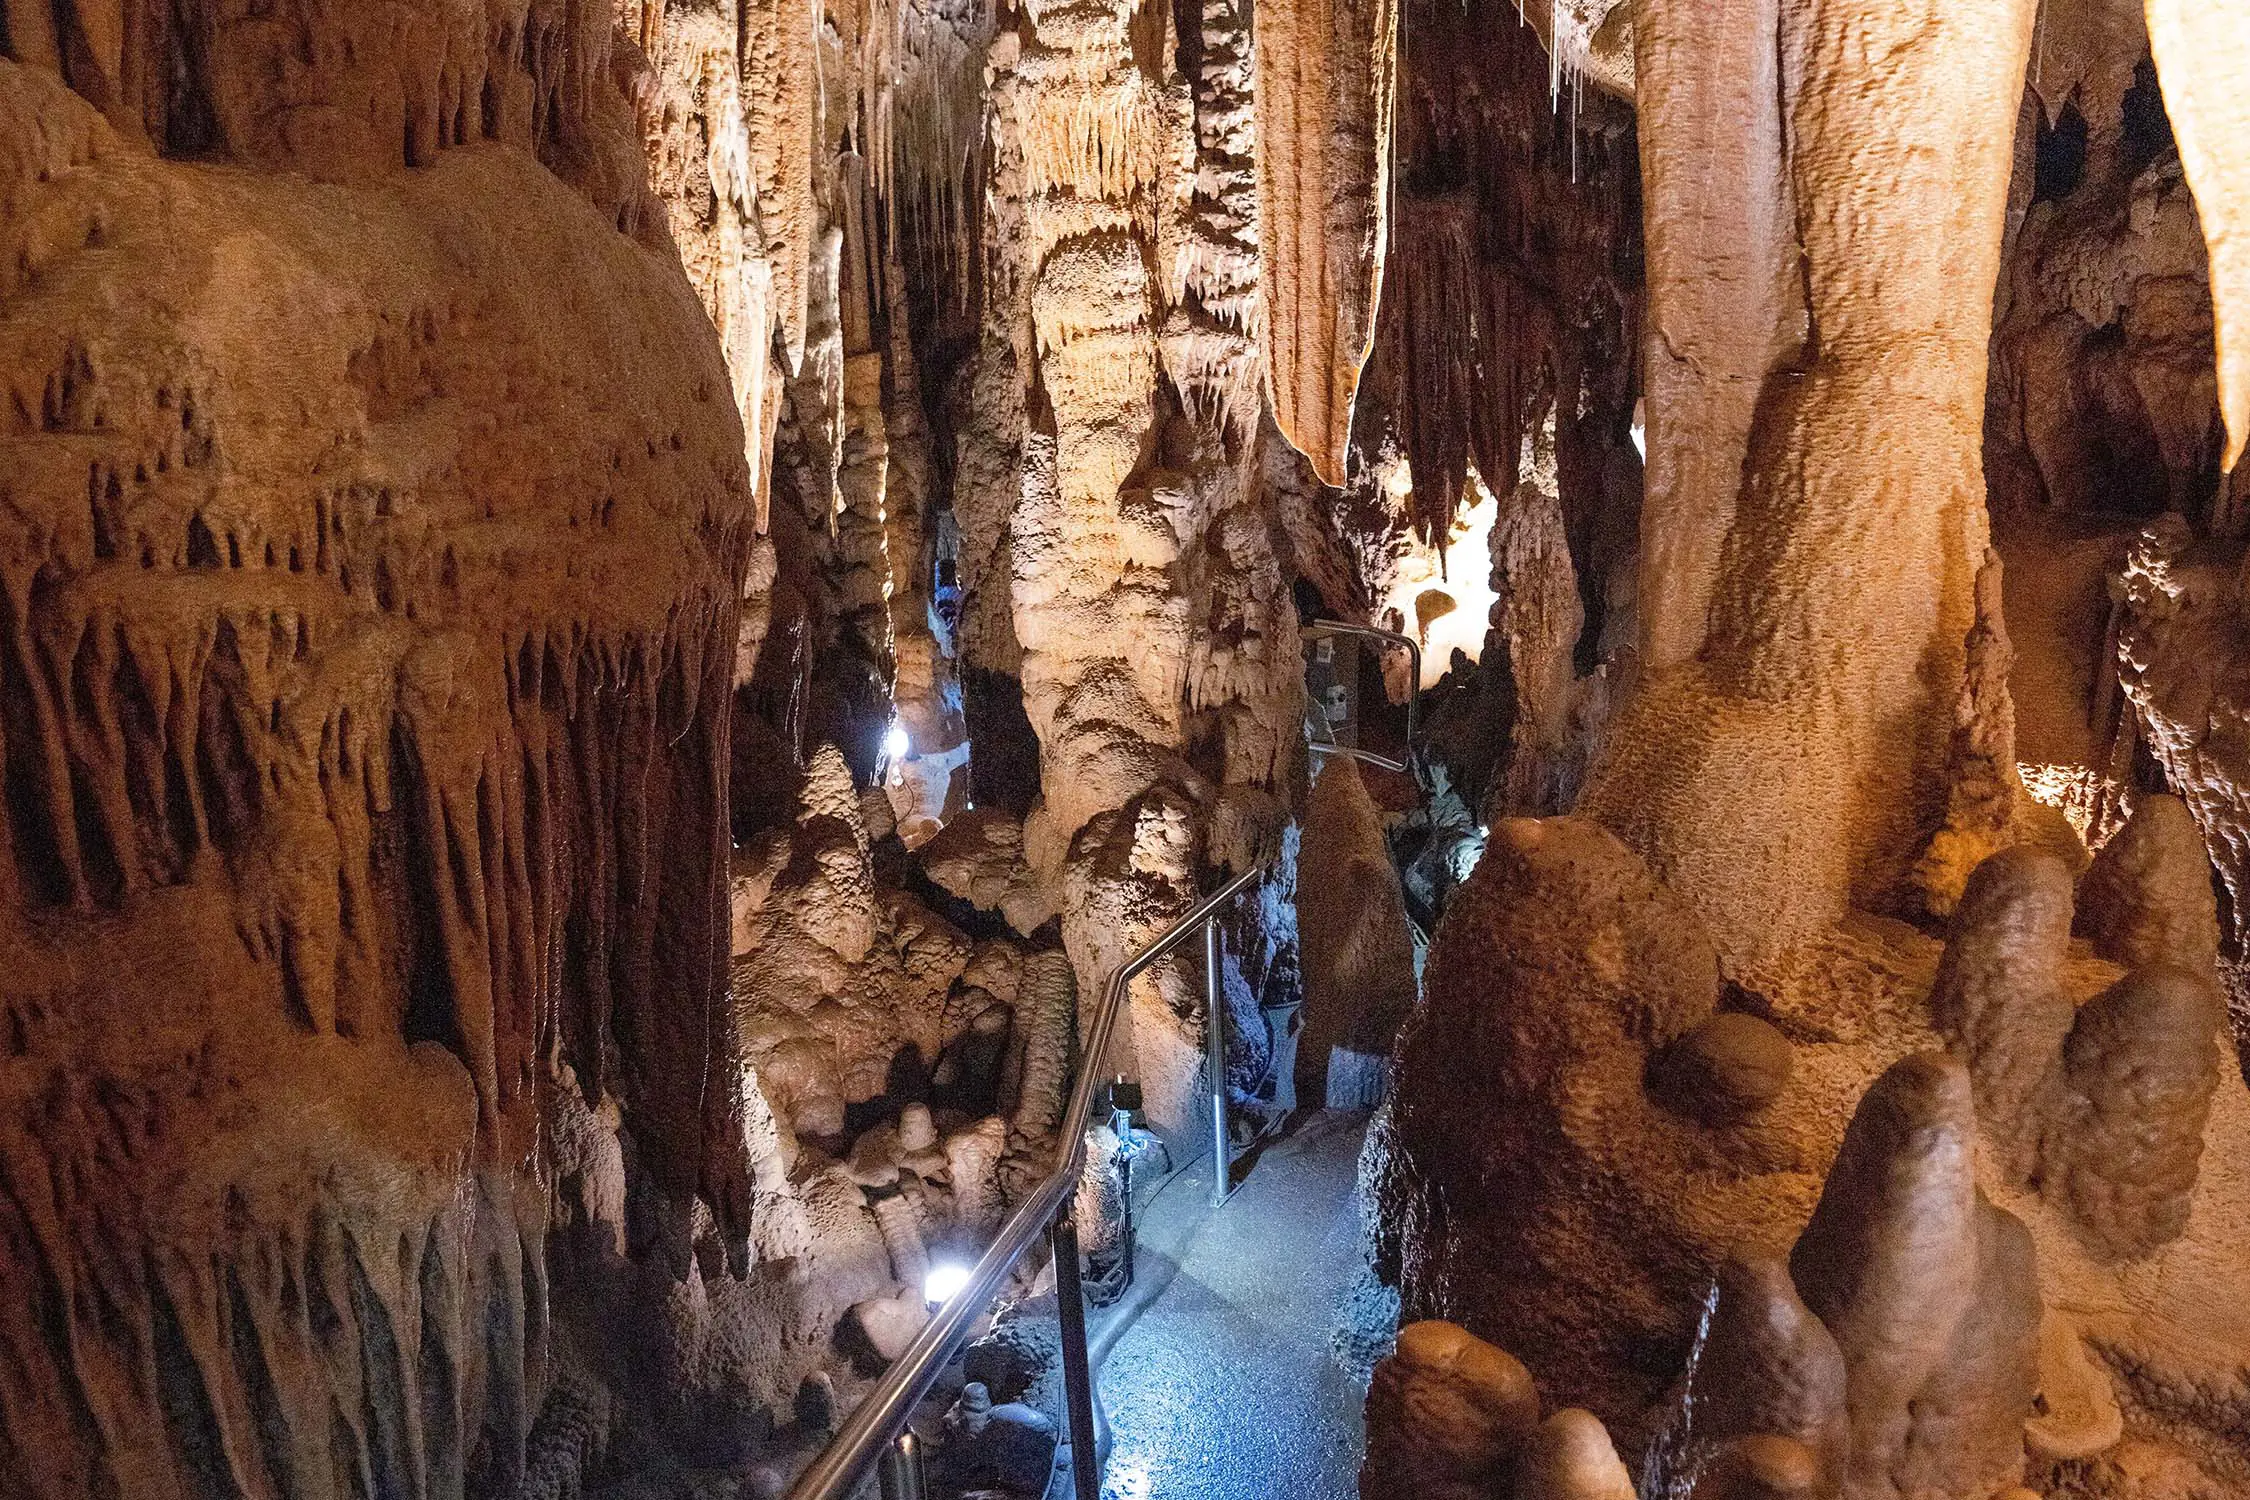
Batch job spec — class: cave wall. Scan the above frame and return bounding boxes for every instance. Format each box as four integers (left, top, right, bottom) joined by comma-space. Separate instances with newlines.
11, 0, 2250, 1493
0, 15, 758, 1491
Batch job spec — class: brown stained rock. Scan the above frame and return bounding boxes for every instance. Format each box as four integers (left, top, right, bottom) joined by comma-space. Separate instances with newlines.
0, 39, 760, 1495
1512, 1409, 1638, 1500
2024, 1308, 2124, 1465
733, 749, 975, 1114
917, 806, 1061, 937
2112, 522, 2250, 970
1889, 1198, 2041, 1500
1913, 550, 2037, 918
1686, 1436, 1824, 1500
1490, 442, 1597, 819
1929, 846, 2078, 1181
634, 0, 818, 511
1361, 1321, 1540, 1500
1006, 951, 1078, 1152
1628, 0, 1803, 679
1790, 1054, 2038, 1500
1689, 1254, 1847, 1485
1386, 817, 1723, 1440
1298, 756, 1419, 1103
849, 1289, 932, 1364
2076, 795, 2221, 976
2146, 0, 2250, 471
1253, 0, 1396, 487
1652, 1013, 1796, 1126
2048, 963, 2226, 1260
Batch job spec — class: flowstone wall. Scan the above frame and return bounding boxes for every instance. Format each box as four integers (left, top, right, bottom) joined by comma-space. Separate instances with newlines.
0, 30, 756, 1494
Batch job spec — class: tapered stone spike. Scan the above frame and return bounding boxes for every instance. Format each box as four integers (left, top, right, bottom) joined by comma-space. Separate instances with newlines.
1689, 1253, 1847, 1486
2076, 794, 2221, 975
1362, 1321, 1540, 1500
1790, 1053, 2040, 1500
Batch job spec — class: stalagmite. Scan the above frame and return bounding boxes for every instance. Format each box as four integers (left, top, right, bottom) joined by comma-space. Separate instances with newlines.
1788, 1055, 2040, 1500
1928, 846, 2078, 1181
1586, 0, 2043, 977
1009, 951, 1079, 1150
1512, 1409, 1638, 1500
1361, 1321, 1540, 1500
1296, 756, 1418, 1104
2075, 793, 2222, 974
2049, 963, 2225, 1260
1686, 1254, 1847, 1486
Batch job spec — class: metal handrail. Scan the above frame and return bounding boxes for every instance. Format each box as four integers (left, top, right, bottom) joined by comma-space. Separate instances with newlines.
1302, 620, 1422, 773
783, 857, 1274, 1500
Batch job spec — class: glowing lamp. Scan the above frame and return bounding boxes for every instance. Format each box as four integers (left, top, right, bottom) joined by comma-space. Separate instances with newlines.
923, 1261, 971, 1308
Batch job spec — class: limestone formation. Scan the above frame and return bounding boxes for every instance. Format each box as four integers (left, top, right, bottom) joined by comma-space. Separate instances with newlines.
2076, 793, 2222, 974
1789, 1055, 2041, 1500
0, 17, 766, 1490
13, 0, 2250, 1494
1361, 1320, 1540, 1500
1512, 1409, 1638, 1500
2145, 0, 2250, 472
917, 805, 1062, 937
1297, 756, 1418, 1103
1254, 0, 1396, 485
1685, 1254, 1848, 1487
1652, 1013, 1796, 1126
2050, 962, 2225, 1260
1687, 1437, 1826, 1500
1928, 846, 2079, 1179
1385, 817, 1729, 1436
1589, 0, 2042, 979
2114, 519, 2250, 959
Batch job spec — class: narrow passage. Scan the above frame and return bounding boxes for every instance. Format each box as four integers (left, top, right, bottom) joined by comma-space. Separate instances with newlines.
1092, 1110, 1373, 1500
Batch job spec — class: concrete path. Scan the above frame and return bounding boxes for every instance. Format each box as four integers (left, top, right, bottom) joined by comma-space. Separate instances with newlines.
1089, 1111, 1372, 1500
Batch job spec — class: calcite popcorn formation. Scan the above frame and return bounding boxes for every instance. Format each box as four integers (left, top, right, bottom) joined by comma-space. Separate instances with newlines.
8, 0, 2250, 1495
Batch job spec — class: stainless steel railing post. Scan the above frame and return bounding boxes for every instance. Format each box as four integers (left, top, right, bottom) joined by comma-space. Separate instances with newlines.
1204, 917, 1230, 1207
1051, 1214, 1102, 1500
876, 1432, 927, 1500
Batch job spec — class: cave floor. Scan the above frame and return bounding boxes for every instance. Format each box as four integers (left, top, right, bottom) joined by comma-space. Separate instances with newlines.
1087, 1109, 1372, 1500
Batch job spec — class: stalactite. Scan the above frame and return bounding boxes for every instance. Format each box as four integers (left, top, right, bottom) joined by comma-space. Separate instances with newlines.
1359, 0, 1640, 547
1253, 0, 1397, 486
2144, 0, 2250, 474
1629, 0, 1801, 672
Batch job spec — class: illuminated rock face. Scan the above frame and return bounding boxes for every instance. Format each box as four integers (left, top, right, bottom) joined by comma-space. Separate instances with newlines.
1377, 800, 2250, 1494
1589, 0, 2041, 981
12, 0, 2250, 1492
1254, 0, 1394, 486
0, 41, 754, 1496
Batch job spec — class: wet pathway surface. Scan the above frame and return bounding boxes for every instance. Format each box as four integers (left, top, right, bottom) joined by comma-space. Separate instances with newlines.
1089, 1111, 1371, 1500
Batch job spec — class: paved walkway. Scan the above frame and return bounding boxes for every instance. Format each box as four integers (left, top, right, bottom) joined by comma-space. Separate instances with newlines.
1090, 1111, 1372, 1500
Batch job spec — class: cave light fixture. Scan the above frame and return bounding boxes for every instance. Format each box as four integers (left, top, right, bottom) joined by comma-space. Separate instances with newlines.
923, 1260, 972, 1309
